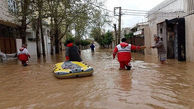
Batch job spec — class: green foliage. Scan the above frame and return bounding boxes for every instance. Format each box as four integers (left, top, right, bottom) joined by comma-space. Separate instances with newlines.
80, 40, 91, 46
124, 32, 133, 39
90, 29, 113, 47
104, 31, 113, 45
90, 27, 101, 43
64, 37, 91, 47
12, 0, 110, 53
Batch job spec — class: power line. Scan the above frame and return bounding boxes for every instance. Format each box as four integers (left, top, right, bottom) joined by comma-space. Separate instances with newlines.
122, 14, 147, 16
122, 9, 148, 12
123, 11, 147, 14
88, 2, 118, 20
104, 15, 118, 20
89, 2, 114, 13
122, 12, 147, 15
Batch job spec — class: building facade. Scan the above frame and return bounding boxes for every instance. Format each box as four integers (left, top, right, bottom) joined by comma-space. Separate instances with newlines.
0, 0, 51, 56
0, 0, 19, 54
26, 23, 51, 56
185, 0, 194, 62
146, 0, 194, 62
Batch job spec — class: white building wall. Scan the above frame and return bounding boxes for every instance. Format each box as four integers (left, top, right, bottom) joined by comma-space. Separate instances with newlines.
185, 15, 194, 62
16, 39, 22, 52
0, 0, 15, 23
26, 27, 51, 56
187, 0, 194, 14
148, 0, 186, 26
185, 0, 194, 62
147, 0, 186, 56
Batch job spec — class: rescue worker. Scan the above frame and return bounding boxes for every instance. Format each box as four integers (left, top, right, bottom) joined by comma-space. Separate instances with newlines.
65, 40, 82, 62
113, 38, 146, 70
18, 44, 30, 66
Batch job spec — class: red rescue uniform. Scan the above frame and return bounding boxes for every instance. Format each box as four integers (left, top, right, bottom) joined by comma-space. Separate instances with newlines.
18, 47, 30, 66
113, 42, 141, 69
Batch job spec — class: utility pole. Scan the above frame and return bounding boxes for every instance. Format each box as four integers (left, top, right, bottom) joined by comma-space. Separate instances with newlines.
118, 7, 121, 44
114, 7, 121, 44
113, 24, 118, 46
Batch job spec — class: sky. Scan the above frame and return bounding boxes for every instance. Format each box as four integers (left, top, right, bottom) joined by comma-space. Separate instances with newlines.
103, 0, 165, 29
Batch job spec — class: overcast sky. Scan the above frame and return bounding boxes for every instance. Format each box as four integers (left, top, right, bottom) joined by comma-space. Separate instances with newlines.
103, 0, 165, 29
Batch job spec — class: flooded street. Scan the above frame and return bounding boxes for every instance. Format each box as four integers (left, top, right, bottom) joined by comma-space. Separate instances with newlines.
1, 49, 194, 109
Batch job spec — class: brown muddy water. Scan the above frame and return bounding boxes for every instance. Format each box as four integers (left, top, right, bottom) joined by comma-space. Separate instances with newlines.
0, 49, 194, 109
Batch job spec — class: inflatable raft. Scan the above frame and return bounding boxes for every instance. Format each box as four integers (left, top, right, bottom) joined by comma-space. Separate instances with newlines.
53, 61, 94, 79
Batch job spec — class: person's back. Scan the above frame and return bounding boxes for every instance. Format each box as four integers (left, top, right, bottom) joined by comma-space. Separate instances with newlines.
65, 42, 82, 62
113, 38, 146, 70
17, 44, 30, 66
90, 43, 95, 52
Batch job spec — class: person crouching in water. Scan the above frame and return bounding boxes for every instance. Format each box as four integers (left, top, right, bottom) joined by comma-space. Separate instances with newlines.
65, 40, 82, 62
17, 44, 30, 66
113, 38, 146, 70
150, 35, 167, 64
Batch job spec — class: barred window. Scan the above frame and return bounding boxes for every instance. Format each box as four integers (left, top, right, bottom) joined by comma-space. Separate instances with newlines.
8, 0, 17, 13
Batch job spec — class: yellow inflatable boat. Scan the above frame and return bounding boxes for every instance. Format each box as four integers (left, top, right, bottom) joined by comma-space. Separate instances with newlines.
53, 61, 94, 79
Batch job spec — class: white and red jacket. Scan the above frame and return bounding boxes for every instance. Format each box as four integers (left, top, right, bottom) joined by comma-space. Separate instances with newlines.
113, 42, 141, 62
18, 47, 30, 61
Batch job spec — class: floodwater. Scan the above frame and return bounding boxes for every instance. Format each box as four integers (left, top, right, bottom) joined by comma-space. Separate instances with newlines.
1, 49, 194, 109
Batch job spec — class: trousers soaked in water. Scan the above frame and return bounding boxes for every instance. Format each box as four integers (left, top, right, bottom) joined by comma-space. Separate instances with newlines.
0, 49, 194, 109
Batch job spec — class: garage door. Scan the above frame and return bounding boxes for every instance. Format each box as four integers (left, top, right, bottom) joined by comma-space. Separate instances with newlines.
0, 37, 16, 54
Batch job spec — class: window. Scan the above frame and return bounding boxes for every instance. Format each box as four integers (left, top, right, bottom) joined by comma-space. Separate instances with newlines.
8, 0, 17, 13
160, 28, 163, 34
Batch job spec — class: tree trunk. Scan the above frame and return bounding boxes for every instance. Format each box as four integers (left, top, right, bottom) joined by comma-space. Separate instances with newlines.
50, 18, 54, 55
36, 18, 41, 58
21, 19, 27, 44
55, 29, 60, 54
60, 42, 62, 51
20, 0, 29, 44
39, 0, 46, 57
50, 34, 54, 55
55, 38, 60, 54
40, 18, 46, 57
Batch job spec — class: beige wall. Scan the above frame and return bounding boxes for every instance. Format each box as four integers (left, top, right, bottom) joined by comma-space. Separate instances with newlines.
0, 0, 14, 23
143, 24, 158, 57
16, 39, 22, 52
185, 14, 194, 62
144, 26, 152, 55
147, 23, 158, 57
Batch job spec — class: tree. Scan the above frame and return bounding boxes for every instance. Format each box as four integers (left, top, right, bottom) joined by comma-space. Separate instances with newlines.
124, 32, 133, 39
13, 0, 108, 56
90, 29, 113, 48
46, 0, 103, 54
13, 0, 34, 44
90, 27, 101, 44
33, 0, 46, 57
104, 31, 113, 47
13, 0, 47, 57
